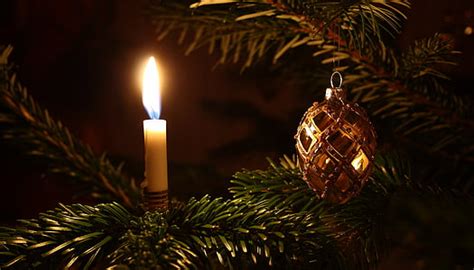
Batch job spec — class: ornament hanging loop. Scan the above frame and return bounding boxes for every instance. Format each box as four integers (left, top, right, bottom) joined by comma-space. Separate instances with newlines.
330, 71, 343, 88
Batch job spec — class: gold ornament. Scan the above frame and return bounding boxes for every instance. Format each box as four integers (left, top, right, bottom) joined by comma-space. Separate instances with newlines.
295, 72, 377, 204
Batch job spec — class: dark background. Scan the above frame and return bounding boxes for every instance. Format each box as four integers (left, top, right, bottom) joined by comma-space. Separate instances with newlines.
0, 0, 473, 269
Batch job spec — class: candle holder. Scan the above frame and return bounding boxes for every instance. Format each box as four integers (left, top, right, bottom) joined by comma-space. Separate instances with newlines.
144, 189, 169, 210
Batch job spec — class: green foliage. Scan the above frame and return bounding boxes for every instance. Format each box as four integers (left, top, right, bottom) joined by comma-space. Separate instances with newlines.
114, 196, 344, 269
110, 210, 193, 268
0, 197, 340, 269
1, 152, 464, 269
342, 34, 474, 164
0, 155, 389, 269
0, 46, 141, 209
0, 202, 131, 269
148, 0, 409, 69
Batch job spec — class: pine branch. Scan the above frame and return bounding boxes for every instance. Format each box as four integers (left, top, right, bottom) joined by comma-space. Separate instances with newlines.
148, 0, 409, 69
337, 34, 474, 162
0, 46, 141, 208
398, 35, 471, 119
1, 154, 469, 269
0, 202, 131, 269
148, 1, 303, 69
0, 199, 344, 269
115, 197, 345, 269
108, 209, 197, 269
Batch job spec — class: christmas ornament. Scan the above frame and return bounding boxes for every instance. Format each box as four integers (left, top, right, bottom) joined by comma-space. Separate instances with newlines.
295, 72, 377, 204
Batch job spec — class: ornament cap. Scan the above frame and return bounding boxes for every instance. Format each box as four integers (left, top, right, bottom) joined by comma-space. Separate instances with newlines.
325, 87, 346, 101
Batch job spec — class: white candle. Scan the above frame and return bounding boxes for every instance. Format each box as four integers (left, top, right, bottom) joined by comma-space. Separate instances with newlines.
142, 57, 168, 193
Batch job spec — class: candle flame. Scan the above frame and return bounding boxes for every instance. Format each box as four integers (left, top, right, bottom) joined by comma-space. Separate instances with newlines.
142, 57, 161, 119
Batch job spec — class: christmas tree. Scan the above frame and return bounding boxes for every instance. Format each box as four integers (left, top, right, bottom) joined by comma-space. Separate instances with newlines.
1, 0, 473, 269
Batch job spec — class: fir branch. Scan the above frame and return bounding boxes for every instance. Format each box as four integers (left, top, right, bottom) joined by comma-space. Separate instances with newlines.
115, 197, 344, 269
0, 46, 141, 208
148, 0, 409, 68
0, 202, 131, 269
0, 199, 344, 269
0, 156, 469, 269
398, 35, 470, 117
108, 209, 194, 269
148, 1, 303, 69
338, 34, 474, 162
230, 156, 322, 212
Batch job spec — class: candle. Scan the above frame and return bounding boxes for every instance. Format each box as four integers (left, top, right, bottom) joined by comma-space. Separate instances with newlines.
142, 57, 168, 207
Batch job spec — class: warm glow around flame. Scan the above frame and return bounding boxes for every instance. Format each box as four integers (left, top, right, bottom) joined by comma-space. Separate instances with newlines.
142, 57, 161, 119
